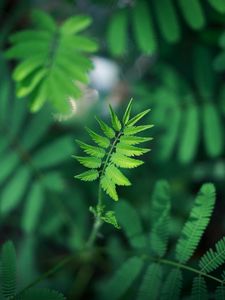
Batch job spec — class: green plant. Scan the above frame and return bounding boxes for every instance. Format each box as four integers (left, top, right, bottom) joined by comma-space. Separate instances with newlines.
6, 9, 98, 113
74, 99, 153, 228
98, 181, 225, 300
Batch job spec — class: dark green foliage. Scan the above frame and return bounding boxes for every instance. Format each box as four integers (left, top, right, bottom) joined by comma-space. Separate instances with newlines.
6, 10, 97, 112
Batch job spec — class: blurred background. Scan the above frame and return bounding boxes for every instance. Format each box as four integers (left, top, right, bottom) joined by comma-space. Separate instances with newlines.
0, 0, 225, 298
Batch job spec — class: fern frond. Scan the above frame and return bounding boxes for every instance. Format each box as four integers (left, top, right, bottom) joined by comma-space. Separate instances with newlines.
1, 241, 16, 299
175, 183, 216, 264
137, 263, 162, 300
100, 257, 143, 300
109, 105, 121, 131
74, 169, 99, 181
73, 156, 101, 169
18, 288, 66, 300
161, 269, 183, 300
76, 140, 106, 158
215, 285, 225, 300
6, 9, 97, 112
100, 175, 118, 201
191, 276, 208, 300
111, 153, 144, 168
199, 237, 225, 273
95, 117, 115, 138
85, 127, 110, 149
105, 164, 131, 186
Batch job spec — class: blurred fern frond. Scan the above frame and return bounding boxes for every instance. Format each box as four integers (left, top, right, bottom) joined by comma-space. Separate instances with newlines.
5, 9, 98, 113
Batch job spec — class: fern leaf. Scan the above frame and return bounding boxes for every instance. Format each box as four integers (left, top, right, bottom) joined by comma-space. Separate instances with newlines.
111, 152, 143, 168
199, 237, 225, 273
31, 9, 57, 32
1, 241, 16, 299
101, 257, 143, 300
120, 135, 152, 145
175, 183, 216, 263
116, 142, 150, 157
123, 124, 153, 135
95, 117, 115, 138
109, 105, 121, 131
191, 276, 208, 300
127, 109, 151, 126
122, 99, 133, 125
73, 156, 102, 169
85, 127, 110, 148
215, 285, 225, 300
75, 169, 99, 181
100, 175, 118, 201
105, 164, 131, 186
161, 269, 183, 300
137, 263, 162, 300
60, 15, 92, 35
115, 201, 146, 249
76, 140, 105, 158
18, 288, 66, 300
101, 210, 120, 229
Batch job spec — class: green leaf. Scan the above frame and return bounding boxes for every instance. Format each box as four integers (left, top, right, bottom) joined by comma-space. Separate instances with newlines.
215, 285, 225, 300
127, 109, 151, 126
75, 169, 99, 181
105, 164, 131, 186
111, 152, 143, 168
123, 124, 153, 135
116, 201, 146, 249
1, 241, 16, 299
175, 183, 215, 264
202, 102, 224, 158
85, 127, 110, 148
107, 9, 128, 56
178, 102, 199, 164
116, 143, 150, 157
32, 136, 74, 169
76, 140, 105, 158
191, 276, 208, 300
21, 182, 44, 234
199, 237, 225, 273
120, 135, 152, 145
178, 0, 205, 30
100, 175, 118, 201
95, 117, 115, 138
74, 156, 102, 169
101, 257, 143, 300
1, 167, 30, 215
101, 211, 120, 229
60, 15, 92, 35
109, 105, 121, 131
154, 0, 180, 43
132, 0, 157, 54
18, 288, 66, 300
31, 9, 57, 32
208, 0, 225, 13
122, 99, 133, 125
0, 152, 19, 184
161, 269, 183, 300
138, 263, 162, 300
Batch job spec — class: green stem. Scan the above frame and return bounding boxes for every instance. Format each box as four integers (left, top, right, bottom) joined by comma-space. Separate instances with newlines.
156, 258, 223, 284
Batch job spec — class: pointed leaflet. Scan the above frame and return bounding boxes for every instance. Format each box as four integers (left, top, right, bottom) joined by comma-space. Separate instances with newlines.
101, 257, 143, 300
199, 237, 225, 273
122, 99, 133, 125
74, 156, 102, 169
1, 241, 17, 299
75, 169, 99, 182
120, 135, 152, 145
138, 263, 162, 300
127, 109, 151, 126
85, 127, 110, 148
105, 164, 131, 186
175, 183, 215, 264
123, 125, 153, 135
76, 140, 105, 158
191, 276, 208, 300
31, 9, 57, 32
115, 201, 146, 249
101, 175, 118, 201
107, 9, 128, 56
60, 15, 92, 35
95, 117, 115, 138
116, 143, 150, 157
109, 105, 121, 131
111, 152, 143, 168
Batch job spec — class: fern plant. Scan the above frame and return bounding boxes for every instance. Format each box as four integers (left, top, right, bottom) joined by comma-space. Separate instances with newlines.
5, 9, 98, 113
99, 181, 225, 300
74, 99, 153, 227
0, 240, 66, 300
